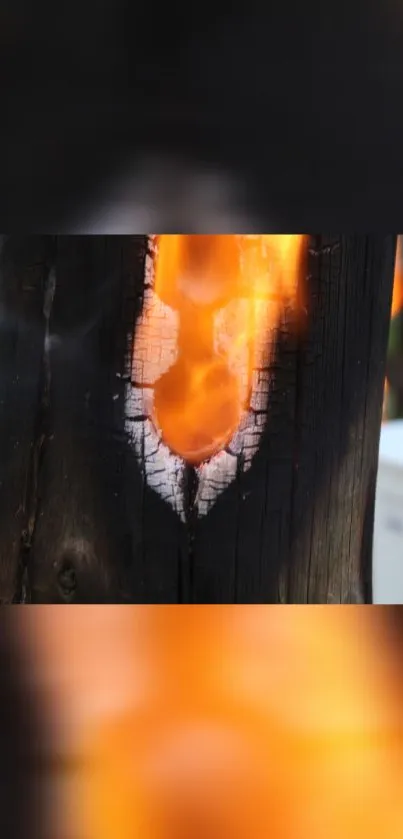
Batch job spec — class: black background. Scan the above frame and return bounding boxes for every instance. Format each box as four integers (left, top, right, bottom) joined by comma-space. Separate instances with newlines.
1, 3, 403, 229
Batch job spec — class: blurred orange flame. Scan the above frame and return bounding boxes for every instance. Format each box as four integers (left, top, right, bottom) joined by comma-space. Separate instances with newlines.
140, 234, 306, 463
68, 608, 403, 839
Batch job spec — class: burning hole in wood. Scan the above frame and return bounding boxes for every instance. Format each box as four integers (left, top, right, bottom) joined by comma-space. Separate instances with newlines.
129, 234, 306, 516
151, 235, 245, 463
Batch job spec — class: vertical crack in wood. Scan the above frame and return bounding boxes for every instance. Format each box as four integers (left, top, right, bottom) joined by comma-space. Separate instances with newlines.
182, 463, 199, 602
18, 258, 56, 602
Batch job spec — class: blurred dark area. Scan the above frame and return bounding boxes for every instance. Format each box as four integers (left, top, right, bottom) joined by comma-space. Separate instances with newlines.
1, 3, 403, 230
386, 315, 403, 416
0, 614, 45, 839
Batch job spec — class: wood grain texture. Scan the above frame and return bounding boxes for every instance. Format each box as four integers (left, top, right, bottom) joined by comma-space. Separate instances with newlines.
28, 236, 142, 602
0, 235, 396, 603
188, 237, 396, 603
286, 236, 396, 603
0, 237, 52, 602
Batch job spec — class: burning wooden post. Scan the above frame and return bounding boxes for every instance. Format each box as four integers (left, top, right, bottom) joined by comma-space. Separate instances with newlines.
0, 235, 396, 603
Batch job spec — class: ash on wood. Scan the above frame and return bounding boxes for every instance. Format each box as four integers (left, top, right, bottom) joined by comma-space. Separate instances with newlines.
0, 235, 396, 603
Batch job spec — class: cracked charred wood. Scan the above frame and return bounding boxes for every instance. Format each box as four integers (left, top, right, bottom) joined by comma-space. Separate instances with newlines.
0, 236, 53, 603
26, 236, 186, 603
133, 235, 395, 604
0, 235, 396, 603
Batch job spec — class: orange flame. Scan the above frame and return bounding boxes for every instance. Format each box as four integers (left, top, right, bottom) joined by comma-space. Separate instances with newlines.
391, 237, 403, 319
136, 235, 306, 464
61, 607, 403, 839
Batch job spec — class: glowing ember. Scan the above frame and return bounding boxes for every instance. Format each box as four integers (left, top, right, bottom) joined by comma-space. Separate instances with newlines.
137, 235, 306, 464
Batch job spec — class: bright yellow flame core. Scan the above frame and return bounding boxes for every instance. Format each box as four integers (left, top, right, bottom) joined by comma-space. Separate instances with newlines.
136, 235, 306, 463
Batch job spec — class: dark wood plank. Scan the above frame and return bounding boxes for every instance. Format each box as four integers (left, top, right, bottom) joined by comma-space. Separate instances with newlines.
286, 236, 395, 603
185, 237, 395, 603
0, 237, 51, 603
28, 236, 139, 602
28, 236, 186, 603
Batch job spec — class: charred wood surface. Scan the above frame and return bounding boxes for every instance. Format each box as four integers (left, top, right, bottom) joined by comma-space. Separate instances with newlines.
0, 237, 52, 602
0, 235, 396, 603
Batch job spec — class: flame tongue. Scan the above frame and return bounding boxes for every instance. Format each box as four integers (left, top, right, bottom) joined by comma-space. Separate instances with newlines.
145, 234, 305, 464
152, 236, 244, 463
155, 234, 241, 310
